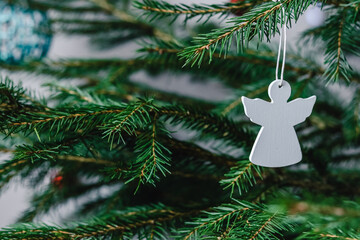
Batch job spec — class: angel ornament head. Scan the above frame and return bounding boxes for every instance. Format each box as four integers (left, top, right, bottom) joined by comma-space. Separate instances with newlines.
242, 80, 316, 168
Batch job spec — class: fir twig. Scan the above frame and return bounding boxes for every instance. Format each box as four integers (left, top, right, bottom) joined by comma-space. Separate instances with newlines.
89, 0, 176, 43
220, 162, 262, 196
303, 9, 360, 82
160, 105, 255, 147
179, 200, 292, 240
127, 116, 172, 186
136, 0, 257, 22
179, 0, 315, 66
0, 204, 200, 240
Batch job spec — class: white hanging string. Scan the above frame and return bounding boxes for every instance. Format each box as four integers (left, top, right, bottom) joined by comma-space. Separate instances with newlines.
275, 2, 287, 87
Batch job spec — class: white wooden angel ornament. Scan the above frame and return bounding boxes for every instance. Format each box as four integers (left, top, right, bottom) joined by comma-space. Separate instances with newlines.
242, 2, 316, 167
242, 80, 316, 167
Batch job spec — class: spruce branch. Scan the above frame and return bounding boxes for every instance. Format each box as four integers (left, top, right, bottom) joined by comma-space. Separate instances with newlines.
0, 204, 199, 240
179, 0, 316, 66
49, 84, 98, 104
182, 208, 246, 240
139, 1, 251, 15
89, 0, 138, 24
141, 43, 360, 84
0, 148, 14, 153
127, 117, 172, 186
0, 79, 126, 137
89, 0, 176, 43
279, 171, 360, 196
167, 138, 238, 167
101, 99, 154, 149
318, 234, 358, 240
97, 82, 217, 110
248, 214, 276, 240
0, 77, 48, 111
9, 0, 177, 46
18, 181, 113, 223
51, 19, 158, 48
323, 12, 352, 82
179, 200, 292, 240
4, 106, 124, 138
221, 85, 268, 116
0, 142, 71, 190
136, 0, 255, 22
303, 9, 360, 82
0, 77, 46, 112
300, 231, 360, 240
170, 171, 222, 181
56, 155, 113, 165
137, 0, 346, 21
9, 110, 120, 126
0, 138, 117, 192
160, 105, 255, 147
216, 215, 239, 240
220, 162, 262, 196
343, 89, 360, 141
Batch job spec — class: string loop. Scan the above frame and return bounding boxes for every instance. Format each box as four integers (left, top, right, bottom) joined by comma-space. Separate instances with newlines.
274, 0, 287, 87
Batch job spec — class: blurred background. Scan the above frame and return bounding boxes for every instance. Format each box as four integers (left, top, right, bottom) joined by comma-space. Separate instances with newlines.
0, 0, 327, 227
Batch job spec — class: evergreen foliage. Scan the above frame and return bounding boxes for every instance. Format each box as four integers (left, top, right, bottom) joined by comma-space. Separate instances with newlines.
0, 0, 359, 239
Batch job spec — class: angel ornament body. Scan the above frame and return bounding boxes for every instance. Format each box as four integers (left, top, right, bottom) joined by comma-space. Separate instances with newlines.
242, 80, 316, 167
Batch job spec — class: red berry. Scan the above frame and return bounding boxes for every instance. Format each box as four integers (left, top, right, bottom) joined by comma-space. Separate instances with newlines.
51, 174, 64, 189
53, 175, 63, 182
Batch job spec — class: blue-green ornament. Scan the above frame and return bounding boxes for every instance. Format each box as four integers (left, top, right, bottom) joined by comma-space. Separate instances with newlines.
0, 3, 52, 63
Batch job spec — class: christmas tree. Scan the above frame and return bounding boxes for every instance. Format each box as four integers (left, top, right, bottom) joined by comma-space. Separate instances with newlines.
0, 0, 359, 239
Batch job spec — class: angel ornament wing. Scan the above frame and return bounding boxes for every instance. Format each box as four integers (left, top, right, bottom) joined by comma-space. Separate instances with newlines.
242, 80, 316, 167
